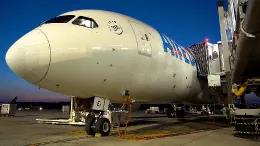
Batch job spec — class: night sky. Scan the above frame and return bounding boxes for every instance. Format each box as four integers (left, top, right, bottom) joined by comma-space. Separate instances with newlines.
1, 0, 259, 103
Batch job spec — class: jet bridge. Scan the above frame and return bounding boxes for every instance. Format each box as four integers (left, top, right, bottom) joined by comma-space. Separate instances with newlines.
187, 41, 228, 104
215, 0, 260, 97
216, 0, 260, 136
187, 41, 225, 77
204, 0, 260, 97
228, 0, 260, 83
187, 1, 260, 136
217, 0, 260, 85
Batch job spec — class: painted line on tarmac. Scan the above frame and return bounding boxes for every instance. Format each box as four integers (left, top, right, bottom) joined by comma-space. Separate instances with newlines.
30, 124, 230, 144
64, 130, 86, 135
25, 136, 96, 146
117, 126, 228, 141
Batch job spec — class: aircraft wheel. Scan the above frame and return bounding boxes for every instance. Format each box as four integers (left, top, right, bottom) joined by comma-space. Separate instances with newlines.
95, 118, 111, 136
85, 114, 96, 136
201, 111, 205, 115
176, 109, 185, 118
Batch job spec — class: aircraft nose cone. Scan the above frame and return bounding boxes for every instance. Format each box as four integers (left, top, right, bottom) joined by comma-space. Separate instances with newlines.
5, 45, 25, 77
5, 29, 51, 84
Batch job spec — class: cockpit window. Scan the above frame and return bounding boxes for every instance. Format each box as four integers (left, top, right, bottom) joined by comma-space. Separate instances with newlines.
43, 15, 75, 24
72, 16, 98, 28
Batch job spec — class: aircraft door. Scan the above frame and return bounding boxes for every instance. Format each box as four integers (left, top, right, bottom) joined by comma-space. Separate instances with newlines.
129, 21, 152, 57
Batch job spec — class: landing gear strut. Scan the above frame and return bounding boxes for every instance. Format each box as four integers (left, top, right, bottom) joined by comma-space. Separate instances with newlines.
176, 106, 185, 118
167, 104, 185, 118
167, 106, 175, 118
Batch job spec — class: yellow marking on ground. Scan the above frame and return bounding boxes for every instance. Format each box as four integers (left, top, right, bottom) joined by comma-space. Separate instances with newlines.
26, 136, 95, 146
95, 133, 101, 138
64, 130, 85, 135
62, 121, 229, 142
117, 125, 226, 141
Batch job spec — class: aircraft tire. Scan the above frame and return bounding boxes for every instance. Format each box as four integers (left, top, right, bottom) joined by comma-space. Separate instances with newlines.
176, 109, 185, 118
95, 118, 111, 136
85, 114, 96, 136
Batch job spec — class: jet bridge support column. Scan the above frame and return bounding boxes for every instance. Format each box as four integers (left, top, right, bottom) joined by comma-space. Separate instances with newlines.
217, 1, 234, 120
167, 104, 185, 118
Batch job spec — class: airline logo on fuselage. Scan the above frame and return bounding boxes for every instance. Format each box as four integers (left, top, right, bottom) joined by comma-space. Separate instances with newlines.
159, 33, 196, 67
108, 21, 123, 35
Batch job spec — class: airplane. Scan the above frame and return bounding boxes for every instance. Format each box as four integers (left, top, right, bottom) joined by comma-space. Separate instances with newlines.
5, 10, 222, 136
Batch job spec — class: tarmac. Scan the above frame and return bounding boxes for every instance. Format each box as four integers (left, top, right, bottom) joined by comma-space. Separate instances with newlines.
0, 110, 259, 146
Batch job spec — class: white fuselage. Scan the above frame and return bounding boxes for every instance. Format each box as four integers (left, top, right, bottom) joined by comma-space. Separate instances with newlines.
6, 10, 214, 104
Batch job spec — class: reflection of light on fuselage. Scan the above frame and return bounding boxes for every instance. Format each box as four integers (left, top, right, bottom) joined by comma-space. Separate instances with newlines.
81, 20, 90, 26
92, 47, 102, 50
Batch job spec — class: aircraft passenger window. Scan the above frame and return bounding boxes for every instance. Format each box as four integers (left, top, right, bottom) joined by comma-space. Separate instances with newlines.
72, 16, 98, 28
43, 15, 75, 24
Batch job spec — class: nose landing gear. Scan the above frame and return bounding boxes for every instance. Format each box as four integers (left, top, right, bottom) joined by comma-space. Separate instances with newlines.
85, 113, 112, 137
84, 90, 131, 137
84, 97, 112, 137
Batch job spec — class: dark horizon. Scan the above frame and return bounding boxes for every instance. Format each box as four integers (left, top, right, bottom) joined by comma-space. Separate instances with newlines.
1, 93, 259, 105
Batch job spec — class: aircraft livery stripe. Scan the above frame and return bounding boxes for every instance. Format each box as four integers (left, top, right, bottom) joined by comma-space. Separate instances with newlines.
159, 32, 196, 67
180, 47, 190, 64
159, 33, 170, 53
165, 36, 176, 56
167, 37, 178, 58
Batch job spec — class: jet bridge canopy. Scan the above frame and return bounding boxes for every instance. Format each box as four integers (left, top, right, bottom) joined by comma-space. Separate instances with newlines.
187, 41, 223, 77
